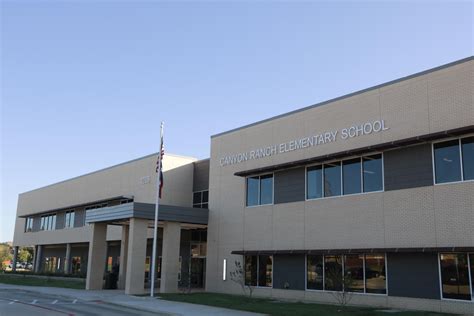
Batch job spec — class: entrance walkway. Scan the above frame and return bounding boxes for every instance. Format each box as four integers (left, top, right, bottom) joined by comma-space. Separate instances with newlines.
0, 284, 263, 316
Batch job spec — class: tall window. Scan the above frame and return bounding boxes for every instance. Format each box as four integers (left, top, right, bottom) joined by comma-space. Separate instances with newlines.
193, 190, 209, 208
40, 214, 57, 231
324, 255, 343, 291
439, 253, 472, 301
324, 162, 341, 197
307, 255, 324, 290
307, 154, 383, 200
244, 255, 273, 287
344, 255, 364, 292
434, 137, 474, 184
343, 159, 361, 195
65, 211, 75, 229
25, 217, 34, 232
306, 253, 386, 294
365, 254, 386, 294
246, 174, 273, 206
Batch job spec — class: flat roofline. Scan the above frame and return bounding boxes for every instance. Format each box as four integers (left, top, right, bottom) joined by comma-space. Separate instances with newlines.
20, 152, 197, 195
211, 56, 474, 139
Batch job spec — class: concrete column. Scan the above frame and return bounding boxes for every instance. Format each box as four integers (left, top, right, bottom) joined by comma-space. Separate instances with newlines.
125, 218, 148, 295
64, 243, 72, 274
31, 246, 36, 272
12, 246, 19, 272
34, 245, 42, 272
118, 225, 129, 290
86, 223, 107, 290
160, 222, 181, 293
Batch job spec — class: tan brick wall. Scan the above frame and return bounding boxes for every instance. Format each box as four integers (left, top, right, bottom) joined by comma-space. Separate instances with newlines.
206, 58, 474, 313
13, 154, 196, 246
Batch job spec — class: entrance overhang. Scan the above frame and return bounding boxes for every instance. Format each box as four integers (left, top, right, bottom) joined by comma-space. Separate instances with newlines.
85, 202, 208, 225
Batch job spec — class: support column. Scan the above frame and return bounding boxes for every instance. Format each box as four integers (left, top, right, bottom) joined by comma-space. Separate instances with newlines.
31, 246, 36, 272
160, 222, 181, 293
125, 218, 148, 295
118, 225, 129, 290
34, 245, 42, 273
86, 223, 107, 290
12, 246, 18, 272
64, 243, 72, 274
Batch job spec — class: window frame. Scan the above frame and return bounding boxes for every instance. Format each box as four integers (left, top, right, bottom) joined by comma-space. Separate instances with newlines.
305, 253, 388, 296
24, 217, 34, 232
244, 255, 274, 288
245, 173, 274, 208
438, 252, 474, 302
64, 210, 75, 229
305, 153, 384, 202
40, 213, 57, 231
432, 135, 474, 186
192, 189, 209, 208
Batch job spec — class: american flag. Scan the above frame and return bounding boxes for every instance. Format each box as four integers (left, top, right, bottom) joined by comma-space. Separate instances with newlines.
156, 135, 164, 198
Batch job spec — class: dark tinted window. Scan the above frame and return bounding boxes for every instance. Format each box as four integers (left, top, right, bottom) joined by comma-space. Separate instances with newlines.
461, 137, 474, 181
344, 255, 364, 292
363, 154, 383, 192
434, 140, 462, 184
245, 256, 257, 286
324, 255, 343, 291
193, 192, 201, 204
307, 255, 323, 290
365, 254, 386, 294
440, 253, 471, 300
202, 190, 209, 203
260, 175, 273, 205
307, 166, 323, 199
343, 159, 362, 195
246, 177, 260, 206
324, 162, 341, 197
258, 255, 273, 287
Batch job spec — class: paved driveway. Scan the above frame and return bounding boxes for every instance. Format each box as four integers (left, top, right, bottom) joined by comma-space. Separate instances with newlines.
0, 288, 166, 316
0, 284, 263, 316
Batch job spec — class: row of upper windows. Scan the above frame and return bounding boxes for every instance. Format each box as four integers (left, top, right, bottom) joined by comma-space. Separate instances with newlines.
246, 136, 474, 207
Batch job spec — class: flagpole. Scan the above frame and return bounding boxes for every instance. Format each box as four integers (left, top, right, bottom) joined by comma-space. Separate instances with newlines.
150, 122, 164, 297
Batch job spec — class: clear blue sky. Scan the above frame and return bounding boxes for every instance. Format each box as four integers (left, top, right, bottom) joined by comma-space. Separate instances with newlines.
1, 1, 472, 242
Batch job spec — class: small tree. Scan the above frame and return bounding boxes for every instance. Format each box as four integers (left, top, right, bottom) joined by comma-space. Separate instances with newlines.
229, 260, 253, 298
325, 265, 355, 307
18, 248, 33, 263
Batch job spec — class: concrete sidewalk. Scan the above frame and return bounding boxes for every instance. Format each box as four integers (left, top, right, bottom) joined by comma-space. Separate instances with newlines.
0, 284, 264, 316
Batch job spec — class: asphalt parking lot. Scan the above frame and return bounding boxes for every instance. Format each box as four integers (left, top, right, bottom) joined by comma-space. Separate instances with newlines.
0, 288, 167, 316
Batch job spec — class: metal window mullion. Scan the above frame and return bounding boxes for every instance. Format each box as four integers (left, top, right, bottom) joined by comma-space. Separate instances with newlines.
322, 255, 325, 291
363, 254, 366, 294
360, 157, 364, 193
459, 139, 464, 181
467, 253, 473, 301
258, 176, 261, 205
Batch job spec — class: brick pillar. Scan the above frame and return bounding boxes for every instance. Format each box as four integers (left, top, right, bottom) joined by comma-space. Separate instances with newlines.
86, 223, 107, 290
125, 218, 148, 295
160, 222, 181, 293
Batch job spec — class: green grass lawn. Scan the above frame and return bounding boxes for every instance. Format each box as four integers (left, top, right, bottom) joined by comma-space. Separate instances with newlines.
0, 273, 85, 289
158, 292, 453, 316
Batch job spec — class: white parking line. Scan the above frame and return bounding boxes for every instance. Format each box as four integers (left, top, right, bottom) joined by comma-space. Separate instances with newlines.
52, 299, 58, 304
8, 300, 18, 305
32, 299, 38, 304
72, 299, 77, 304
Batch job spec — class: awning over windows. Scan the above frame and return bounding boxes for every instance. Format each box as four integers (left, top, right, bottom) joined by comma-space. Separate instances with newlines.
231, 246, 474, 255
